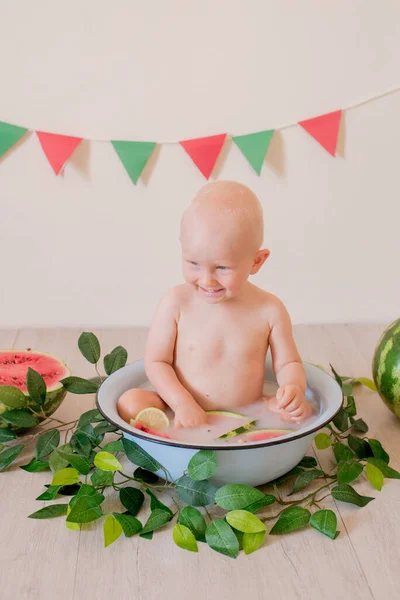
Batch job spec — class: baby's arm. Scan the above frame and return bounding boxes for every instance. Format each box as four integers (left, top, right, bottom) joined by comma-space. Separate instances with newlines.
267, 298, 311, 422
144, 288, 207, 428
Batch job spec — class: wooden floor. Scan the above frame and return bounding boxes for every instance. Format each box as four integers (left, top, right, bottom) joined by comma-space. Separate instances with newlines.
0, 324, 399, 600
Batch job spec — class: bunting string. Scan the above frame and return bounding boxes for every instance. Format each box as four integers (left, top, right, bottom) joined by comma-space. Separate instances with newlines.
0, 84, 399, 183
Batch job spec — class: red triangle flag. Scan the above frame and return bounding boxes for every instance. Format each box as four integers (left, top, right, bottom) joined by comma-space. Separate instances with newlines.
36, 131, 83, 175
179, 134, 227, 179
298, 110, 342, 156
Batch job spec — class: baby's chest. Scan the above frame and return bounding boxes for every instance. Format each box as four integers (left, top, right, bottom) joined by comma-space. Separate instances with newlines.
175, 313, 269, 363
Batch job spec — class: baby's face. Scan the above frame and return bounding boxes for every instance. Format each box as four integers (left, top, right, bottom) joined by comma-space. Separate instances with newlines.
180, 216, 257, 304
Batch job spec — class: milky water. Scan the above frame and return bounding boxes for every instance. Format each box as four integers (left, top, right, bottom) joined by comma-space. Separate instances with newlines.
137, 379, 320, 445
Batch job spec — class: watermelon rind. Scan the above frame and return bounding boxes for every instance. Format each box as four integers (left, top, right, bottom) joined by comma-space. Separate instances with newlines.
0, 350, 71, 432
372, 319, 400, 418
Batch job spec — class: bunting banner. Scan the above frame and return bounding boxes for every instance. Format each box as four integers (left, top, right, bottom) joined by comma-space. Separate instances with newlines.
36, 132, 82, 175
179, 134, 227, 179
0, 86, 398, 183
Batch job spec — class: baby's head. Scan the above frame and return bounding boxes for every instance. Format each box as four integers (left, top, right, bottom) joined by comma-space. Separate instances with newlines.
179, 181, 270, 303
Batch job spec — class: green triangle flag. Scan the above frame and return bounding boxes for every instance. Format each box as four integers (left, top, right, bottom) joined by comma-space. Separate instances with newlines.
111, 141, 157, 184
232, 130, 275, 175
0, 121, 28, 159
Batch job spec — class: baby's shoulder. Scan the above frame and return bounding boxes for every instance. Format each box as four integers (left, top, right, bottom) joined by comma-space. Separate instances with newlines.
158, 284, 193, 313
253, 287, 290, 325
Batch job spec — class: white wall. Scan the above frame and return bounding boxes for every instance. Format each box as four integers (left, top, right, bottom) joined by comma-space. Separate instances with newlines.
1, 0, 399, 327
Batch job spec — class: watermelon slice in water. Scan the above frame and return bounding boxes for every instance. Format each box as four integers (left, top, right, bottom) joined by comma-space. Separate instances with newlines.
239, 428, 293, 442
0, 350, 71, 431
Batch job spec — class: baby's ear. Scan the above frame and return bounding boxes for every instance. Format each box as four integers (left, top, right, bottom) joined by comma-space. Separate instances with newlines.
250, 249, 270, 274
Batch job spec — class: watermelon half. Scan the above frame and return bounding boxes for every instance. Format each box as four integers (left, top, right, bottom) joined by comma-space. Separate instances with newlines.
372, 318, 400, 418
0, 350, 71, 431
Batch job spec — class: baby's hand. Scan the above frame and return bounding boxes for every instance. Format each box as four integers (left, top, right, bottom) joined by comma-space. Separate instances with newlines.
174, 400, 207, 429
276, 385, 312, 422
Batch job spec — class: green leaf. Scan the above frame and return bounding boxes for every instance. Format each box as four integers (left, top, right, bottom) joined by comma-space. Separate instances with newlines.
75, 483, 104, 504
353, 377, 376, 391
173, 523, 198, 552
57, 452, 91, 475
333, 442, 354, 463
94, 451, 122, 472
310, 509, 338, 540
0, 409, 38, 428
271, 466, 303, 485
104, 346, 128, 375
314, 433, 332, 450
0, 444, 3, 452
70, 431, 92, 457
226, 510, 266, 533
20, 457, 49, 472
120, 487, 145, 516
26, 367, 47, 406
91, 468, 113, 487
178, 506, 207, 540
341, 382, 353, 396
122, 437, 161, 472
60, 376, 99, 394
366, 463, 384, 491
188, 449, 217, 481
175, 475, 217, 507
330, 364, 343, 387
270, 506, 311, 534
205, 519, 239, 559
113, 513, 143, 537
145, 488, 173, 516
244, 495, 276, 513
242, 531, 266, 555
0, 386, 27, 408
0, 444, 24, 471
215, 484, 266, 510
78, 409, 104, 428
344, 396, 356, 417
94, 422, 118, 436
331, 484, 374, 507
133, 467, 159, 484
58, 483, 81, 496
36, 485, 61, 501
103, 514, 123, 548
139, 531, 153, 540
66, 505, 81, 531
102, 440, 124, 454
289, 469, 324, 495
347, 434, 373, 460
51, 467, 80, 486
367, 458, 400, 479
49, 449, 69, 472
298, 456, 318, 468
35, 429, 60, 459
350, 417, 369, 433
141, 508, 172, 534
368, 439, 390, 464
28, 504, 68, 519
332, 410, 349, 432
0, 429, 16, 443
67, 495, 103, 523
78, 332, 101, 364
337, 460, 364, 484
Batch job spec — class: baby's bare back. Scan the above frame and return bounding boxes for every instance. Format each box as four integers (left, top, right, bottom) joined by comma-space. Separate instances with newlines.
173, 284, 271, 410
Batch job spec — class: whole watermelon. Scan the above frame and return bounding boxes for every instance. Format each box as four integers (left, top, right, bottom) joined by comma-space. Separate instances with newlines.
0, 350, 71, 431
372, 319, 400, 418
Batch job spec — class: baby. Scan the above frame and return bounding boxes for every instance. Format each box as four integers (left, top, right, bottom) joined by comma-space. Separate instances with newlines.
118, 181, 312, 428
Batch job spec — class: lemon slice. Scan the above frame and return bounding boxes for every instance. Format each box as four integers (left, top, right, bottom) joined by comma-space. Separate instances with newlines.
135, 407, 170, 431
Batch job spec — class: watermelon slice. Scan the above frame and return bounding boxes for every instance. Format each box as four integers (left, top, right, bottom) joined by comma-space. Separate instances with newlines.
0, 350, 70, 431
218, 420, 256, 439
130, 419, 172, 439
206, 410, 245, 419
240, 428, 293, 442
